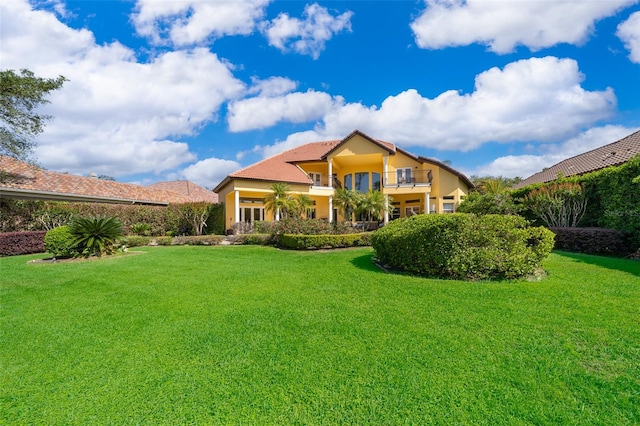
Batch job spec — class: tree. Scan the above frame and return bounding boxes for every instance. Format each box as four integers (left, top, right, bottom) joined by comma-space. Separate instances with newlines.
293, 193, 315, 218
356, 190, 390, 223
333, 188, 362, 222
470, 176, 522, 194
524, 182, 587, 227
1, 69, 67, 161
457, 192, 521, 216
264, 182, 295, 221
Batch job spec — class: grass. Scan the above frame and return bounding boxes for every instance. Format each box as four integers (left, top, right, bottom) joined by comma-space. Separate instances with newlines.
1, 246, 639, 424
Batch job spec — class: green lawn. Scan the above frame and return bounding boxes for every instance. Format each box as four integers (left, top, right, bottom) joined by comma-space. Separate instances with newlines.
1, 246, 639, 424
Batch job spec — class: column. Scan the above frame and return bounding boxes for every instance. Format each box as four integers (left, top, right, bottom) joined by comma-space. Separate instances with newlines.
384, 194, 389, 225
328, 160, 333, 188
425, 195, 430, 214
329, 195, 333, 223
383, 155, 388, 187
234, 190, 240, 223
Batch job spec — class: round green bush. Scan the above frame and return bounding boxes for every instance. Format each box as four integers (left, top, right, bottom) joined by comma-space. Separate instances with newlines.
44, 226, 77, 258
371, 213, 554, 281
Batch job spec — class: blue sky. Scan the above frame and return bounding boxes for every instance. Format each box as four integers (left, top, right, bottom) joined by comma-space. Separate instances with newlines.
1, 0, 639, 189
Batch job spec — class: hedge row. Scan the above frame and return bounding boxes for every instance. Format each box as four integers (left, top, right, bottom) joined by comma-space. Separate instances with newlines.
0, 231, 46, 256
279, 233, 372, 250
122, 235, 225, 247
549, 227, 630, 255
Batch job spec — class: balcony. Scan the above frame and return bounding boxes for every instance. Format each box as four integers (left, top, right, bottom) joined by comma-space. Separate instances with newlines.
308, 173, 342, 189
384, 169, 432, 187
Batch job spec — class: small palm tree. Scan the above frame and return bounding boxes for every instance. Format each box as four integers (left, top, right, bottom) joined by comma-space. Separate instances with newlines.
264, 182, 295, 221
333, 188, 362, 222
476, 177, 512, 195
293, 194, 315, 218
70, 216, 125, 257
357, 190, 390, 223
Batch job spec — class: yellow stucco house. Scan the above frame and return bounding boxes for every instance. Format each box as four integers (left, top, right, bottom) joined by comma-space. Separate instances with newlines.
213, 130, 473, 228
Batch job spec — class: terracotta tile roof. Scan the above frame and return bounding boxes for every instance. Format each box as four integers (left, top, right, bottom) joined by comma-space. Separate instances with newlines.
0, 155, 207, 205
147, 180, 218, 203
515, 130, 640, 188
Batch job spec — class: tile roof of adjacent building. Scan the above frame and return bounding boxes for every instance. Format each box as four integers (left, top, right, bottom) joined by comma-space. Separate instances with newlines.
514, 130, 640, 188
0, 156, 215, 205
147, 180, 218, 203
214, 129, 474, 192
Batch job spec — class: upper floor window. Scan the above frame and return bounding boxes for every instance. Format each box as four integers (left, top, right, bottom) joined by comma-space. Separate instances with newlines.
344, 174, 352, 190
372, 172, 381, 191
355, 172, 369, 192
397, 168, 412, 184
308, 172, 321, 186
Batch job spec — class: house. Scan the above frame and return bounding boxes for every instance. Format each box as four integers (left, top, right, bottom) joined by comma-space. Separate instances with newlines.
0, 155, 217, 205
514, 130, 640, 189
213, 130, 473, 228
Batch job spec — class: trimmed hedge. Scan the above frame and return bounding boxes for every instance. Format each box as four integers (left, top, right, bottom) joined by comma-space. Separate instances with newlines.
0, 231, 46, 256
279, 233, 372, 250
44, 226, 77, 257
172, 235, 226, 246
235, 233, 277, 245
549, 227, 630, 255
371, 214, 554, 281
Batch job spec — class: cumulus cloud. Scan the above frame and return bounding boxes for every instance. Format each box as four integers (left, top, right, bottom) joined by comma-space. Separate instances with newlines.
132, 0, 271, 46
182, 157, 242, 189
411, 0, 636, 53
227, 90, 340, 132
0, 0, 245, 178
617, 11, 640, 63
247, 76, 298, 97
471, 125, 640, 178
263, 3, 353, 59
248, 57, 617, 159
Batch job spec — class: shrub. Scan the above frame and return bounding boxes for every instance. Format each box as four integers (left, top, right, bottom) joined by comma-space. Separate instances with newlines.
235, 233, 277, 245
549, 227, 630, 256
371, 214, 554, 281
122, 235, 153, 247
44, 226, 77, 257
524, 182, 587, 227
70, 216, 125, 257
129, 223, 151, 236
172, 235, 225, 246
457, 192, 521, 215
0, 231, 46, 256
279, 233, 372, 250
272, 218, 358, 235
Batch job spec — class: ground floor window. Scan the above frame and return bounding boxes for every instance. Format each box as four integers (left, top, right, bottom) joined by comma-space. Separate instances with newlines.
240, 207, 265, 223
405, 206, 421, 217
443, 202, 455, 213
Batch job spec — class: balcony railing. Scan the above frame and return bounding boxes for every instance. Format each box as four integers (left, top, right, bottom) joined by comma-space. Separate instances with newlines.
308, 173, 342, 189
384, 169, 432, 186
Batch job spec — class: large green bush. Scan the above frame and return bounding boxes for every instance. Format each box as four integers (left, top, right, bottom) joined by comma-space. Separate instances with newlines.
44, 225, 77, 257
371, 214, 554, 281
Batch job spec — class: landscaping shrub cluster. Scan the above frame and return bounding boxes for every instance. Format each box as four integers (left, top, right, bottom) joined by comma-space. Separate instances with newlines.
0, 200, 225, 236
43, 226, 76, 257
172, 235, 226, 246
371, 214, 554, 281
269, 217, 358, 235
0, 231, 46, 256
279, 233, 372, 250
549, 227, 630, 255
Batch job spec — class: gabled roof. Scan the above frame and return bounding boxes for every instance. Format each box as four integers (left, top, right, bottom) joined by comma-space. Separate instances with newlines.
0, 156, 214, 205
147, 180, 218, 203
418, 156, 475, 189
514, 130, 640, 188
320, 129, 396, 159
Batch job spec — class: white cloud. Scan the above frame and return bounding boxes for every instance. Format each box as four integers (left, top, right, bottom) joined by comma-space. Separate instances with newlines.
263, 3, 353, 59
471, 125, 640, 178
132, 0, 271, 46
0, 0, 245, 178
247, 76, 298, 96
250, 57, 617, 158
182, 157, 242, 189
617, 11, 640, 63
411, 0, 637, 53
227, 91, 340, 132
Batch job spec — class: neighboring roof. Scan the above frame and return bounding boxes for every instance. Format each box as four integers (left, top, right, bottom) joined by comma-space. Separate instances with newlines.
418, 156, 475, 189
214, 129, 474, 192
514, 130, 640, 188
0, 156, 211, 205
147, 180, 218, 203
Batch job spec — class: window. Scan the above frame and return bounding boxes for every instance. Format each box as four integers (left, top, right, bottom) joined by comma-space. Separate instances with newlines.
355, 172, 369, 192
372, 172, 381, 191
308, 172, 322, 186
405, 206, 420, 217
240, 207, 264, 223
344, 174, 352, 190
390, 207, 401, 220
397, 168, 412, 184
443, 203, 455, 213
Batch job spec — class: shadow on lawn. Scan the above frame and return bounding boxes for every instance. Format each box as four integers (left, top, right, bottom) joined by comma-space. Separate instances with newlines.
350, 253, 386, 273
554, 250, 640, 277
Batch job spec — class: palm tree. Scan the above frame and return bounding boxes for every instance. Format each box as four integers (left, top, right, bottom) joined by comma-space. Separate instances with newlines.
293, 193, 315, 218
264, 182, 295, 221
333, 188, 362, 222
357, 190, 390, 223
